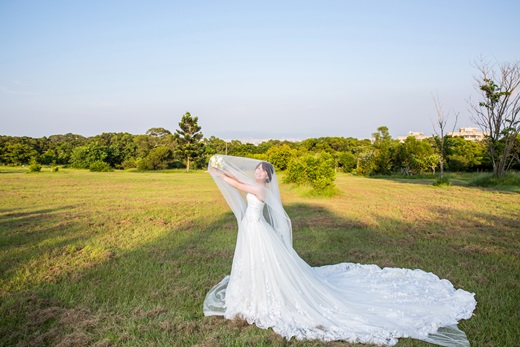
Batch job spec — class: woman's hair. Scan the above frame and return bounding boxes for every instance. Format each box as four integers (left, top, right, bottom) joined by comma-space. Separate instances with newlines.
257, 161, 274, 183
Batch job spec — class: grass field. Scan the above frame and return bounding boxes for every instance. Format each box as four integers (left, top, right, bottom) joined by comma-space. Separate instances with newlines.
1, 167, 519, 346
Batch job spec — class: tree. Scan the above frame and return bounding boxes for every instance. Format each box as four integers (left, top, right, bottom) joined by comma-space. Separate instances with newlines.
470, 59, 520, 177
137, 146, 175, 170
445, 136, 484, 172
89, 132, 138, 168
134, 134, 154, 158
356, 148, 377, 176
394, 137, 435, 175
336, 152, 357, 173
424, 154, 441, 174
228, 141, 258, 157
204, 136, 228, 156
257, 139, 285, 154
2, 142, 37, 165
432, 93, 458, 179
266, 144, 297, 170
174, 112, 204, 171
371, 126, 395, 175
146, 127, 171, 138
48, 133, 86, 165
511, 134, 520, 170
146, 128, 172, 148
106, 133, 138, 168
70, 142, 109, 169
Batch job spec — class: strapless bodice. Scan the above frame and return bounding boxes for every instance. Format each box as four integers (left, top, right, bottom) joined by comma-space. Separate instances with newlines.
244, 193, 265, 221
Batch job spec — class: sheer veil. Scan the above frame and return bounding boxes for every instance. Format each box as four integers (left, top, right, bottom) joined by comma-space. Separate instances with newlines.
208, 155, 292, 248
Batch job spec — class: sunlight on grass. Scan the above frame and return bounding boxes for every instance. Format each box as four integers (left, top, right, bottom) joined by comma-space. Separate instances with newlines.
1, 168, 519, 346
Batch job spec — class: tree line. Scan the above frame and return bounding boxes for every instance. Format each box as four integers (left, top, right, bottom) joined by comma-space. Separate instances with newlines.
2, 59, 519, 177
1, 120, 518, 175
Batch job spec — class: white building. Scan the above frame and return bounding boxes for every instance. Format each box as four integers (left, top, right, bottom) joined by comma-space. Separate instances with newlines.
397, 128, 487, 142
447, 128, 487, 141
397, 131, 431, 142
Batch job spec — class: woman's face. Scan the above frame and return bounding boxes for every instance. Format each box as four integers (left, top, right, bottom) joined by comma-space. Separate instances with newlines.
255, 165, 269, 182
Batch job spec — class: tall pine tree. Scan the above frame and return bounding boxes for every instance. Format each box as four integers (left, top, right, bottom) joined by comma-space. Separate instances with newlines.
174, 112, 204, 171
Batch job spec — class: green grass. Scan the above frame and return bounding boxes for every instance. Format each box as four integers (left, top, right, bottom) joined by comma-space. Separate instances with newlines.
467, 171, 520, 191
375, 171, 520, 193
1, 168, 519, 346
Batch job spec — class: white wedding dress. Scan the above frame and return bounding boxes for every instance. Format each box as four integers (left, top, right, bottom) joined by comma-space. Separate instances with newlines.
204, 155, 476, 346
204, 194, 476, 346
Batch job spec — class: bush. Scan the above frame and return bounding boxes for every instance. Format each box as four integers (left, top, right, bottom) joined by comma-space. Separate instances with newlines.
28, 160, 41, 173
284, 153, 336, 192
122, 158, 137, 169
52, 166, 59, 172
356, 150, 376, 176
337, 152, 357, 172
89, 161, 113, 172
70, 143, 108, 169
433, 177, 451, 187
469, 171, 520, 188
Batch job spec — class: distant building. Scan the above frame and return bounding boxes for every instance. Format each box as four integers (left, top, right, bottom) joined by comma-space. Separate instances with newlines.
224, 137, 302, 145
447, 128, 487, 141
397, 128, 487, 142
397, 131, 431, 142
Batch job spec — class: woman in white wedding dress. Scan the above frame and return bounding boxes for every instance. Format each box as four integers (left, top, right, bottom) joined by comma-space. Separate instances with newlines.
204, 155, 476, 346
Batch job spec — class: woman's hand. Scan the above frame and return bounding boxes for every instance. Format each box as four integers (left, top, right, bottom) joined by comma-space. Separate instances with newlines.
209, 167, 221, 175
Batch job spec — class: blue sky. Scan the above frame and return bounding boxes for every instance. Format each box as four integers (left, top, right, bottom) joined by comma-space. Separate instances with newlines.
1, 0, 519, 140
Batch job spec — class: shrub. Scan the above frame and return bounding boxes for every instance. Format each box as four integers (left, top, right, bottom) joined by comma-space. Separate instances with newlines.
28, 160, 41, 173
356, 150, 376, 176
337, 152, 357, 172
70, 143, 108, 169
89, 161, 113, 172
284, 153, 336, 192
433, 177, 451, 187
52, 166, 59, 172
469, 171, 520, 188
122, 158, 137, 169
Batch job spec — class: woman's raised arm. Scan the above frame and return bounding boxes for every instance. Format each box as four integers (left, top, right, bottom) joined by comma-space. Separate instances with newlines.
209, 167, 262, 197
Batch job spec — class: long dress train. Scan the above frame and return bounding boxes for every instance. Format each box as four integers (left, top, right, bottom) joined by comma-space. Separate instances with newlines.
204, 193, 476, 346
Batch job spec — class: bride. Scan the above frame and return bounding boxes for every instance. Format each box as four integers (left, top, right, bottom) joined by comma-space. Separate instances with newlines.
204, 155, 476, 346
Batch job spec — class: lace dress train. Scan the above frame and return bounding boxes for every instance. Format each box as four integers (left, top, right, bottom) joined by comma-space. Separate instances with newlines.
204, 194, 476, 346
